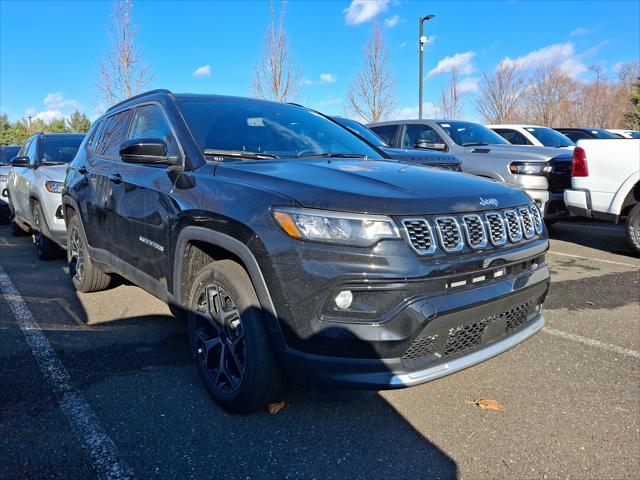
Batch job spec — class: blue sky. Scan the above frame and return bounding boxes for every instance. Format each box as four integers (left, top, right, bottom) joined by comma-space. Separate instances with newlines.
1, 0, 639, 122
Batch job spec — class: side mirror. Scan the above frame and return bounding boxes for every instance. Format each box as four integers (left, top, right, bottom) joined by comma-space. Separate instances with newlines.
10, 156, 30, 167
119, 138, 176, 165
413, 139, 447, 151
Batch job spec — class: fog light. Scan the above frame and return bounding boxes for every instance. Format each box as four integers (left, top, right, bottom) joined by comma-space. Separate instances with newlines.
334, 290, 353, 310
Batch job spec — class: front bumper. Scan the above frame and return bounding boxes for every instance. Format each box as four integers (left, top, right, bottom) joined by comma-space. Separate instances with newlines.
524, 189, 568, 220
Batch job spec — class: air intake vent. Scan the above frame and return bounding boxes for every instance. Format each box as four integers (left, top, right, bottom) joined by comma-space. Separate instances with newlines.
503, 210, 523, 242
402, 218, 436, 255
485, 212, 507, 246
435, 217, 464, 252
462, 214, 487, 249
529, 204, 544, 234
518, 207, 535, 239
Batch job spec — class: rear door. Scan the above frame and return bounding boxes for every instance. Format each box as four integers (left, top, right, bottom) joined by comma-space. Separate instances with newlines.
112, 103, 182, 289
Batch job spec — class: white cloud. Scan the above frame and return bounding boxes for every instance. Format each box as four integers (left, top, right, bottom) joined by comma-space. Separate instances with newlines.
394, 103, 439, 120
428, 51, 477, 78
458, 77, 480, 93
319, 73, 337, 83
193, 65, 211, 77
344, 0, 389, 25
384, 14, 400, 28
43, 92, 80, 111
569, 27, 588, 37
500, 42, 587, 77
25, 93, 81, 123
400, 42, 407, 48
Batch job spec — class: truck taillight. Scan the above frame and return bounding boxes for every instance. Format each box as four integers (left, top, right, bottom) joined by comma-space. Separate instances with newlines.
571, 147, 588, 177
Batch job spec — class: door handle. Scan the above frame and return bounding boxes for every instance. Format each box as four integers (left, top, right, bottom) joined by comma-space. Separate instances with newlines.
109, 173, 123, 185
77, 166, 87, 175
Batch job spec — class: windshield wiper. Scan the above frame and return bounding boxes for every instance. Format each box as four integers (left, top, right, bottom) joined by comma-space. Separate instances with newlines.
41, 161, 67, 165
204, 149, 278, 160
295, 153, 367, 159
462, 142, 489, 147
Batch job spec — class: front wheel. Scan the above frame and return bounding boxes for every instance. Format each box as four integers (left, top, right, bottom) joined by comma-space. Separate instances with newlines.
188, 260, 285, 413
32, 202, 60, 260
67, 213, 111, 293
625, 203, 640, 255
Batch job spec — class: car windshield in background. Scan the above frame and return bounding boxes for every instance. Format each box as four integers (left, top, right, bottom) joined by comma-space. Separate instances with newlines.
0, 146, 20, 163
437, 121, 509, 146
589, 129, 620, 139
177, 98, 383, 160
629, 131, 640, 139
525, 127, 575, 147
42, 136, 84, 163
331, 117, 386, 147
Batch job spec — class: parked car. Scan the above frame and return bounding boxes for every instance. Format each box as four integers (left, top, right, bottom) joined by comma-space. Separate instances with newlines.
0, 145, 21, 222
62, 90, 550, 413
330, 116, 462, 171
368, 119, 573, 220
488, 125, 575, 149
607, 129, 640, 139
553, 127, 620, 142
564, 139, 640, 253
6, 133, 84, 258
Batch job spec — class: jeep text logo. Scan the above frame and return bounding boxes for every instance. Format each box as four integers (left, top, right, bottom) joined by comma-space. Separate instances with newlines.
479, 197, 499, 207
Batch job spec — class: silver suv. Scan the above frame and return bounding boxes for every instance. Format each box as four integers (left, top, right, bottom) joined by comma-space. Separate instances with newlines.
7, 133, 84, 259
369, 120, 572, 219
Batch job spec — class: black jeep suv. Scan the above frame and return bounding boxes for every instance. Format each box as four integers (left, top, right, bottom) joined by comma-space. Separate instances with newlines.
63, 90, 550, 413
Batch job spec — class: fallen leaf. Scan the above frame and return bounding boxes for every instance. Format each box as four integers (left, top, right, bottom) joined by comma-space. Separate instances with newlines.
267, 400, 285, 414
466, 397, 505, 411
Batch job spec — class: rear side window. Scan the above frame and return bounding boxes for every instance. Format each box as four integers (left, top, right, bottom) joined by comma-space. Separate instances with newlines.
128, 104, 179, 156
369, 125, 398, 146
402, 124, 444, 148
93, 109, 133, 158
562, 130, 587, 142
494, 129, 532, 145
41, 136, 84, 163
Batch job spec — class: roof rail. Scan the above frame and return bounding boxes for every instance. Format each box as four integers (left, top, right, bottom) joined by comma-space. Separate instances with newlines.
105, 89, 173, 113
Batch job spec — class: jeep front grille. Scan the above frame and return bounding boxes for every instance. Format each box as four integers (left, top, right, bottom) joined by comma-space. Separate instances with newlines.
401, 203, 542, 255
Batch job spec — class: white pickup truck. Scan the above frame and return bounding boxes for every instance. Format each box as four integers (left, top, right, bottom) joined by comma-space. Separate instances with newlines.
564, 139, 640, 253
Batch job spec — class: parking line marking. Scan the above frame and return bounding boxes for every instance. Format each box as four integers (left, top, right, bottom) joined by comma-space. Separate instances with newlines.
548, 251, 640, 268
0, 266, 134, 480
543, 327, 640, 360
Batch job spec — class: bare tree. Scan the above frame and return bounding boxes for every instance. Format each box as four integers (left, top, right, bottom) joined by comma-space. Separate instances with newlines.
474, 62, 526, 123
346, 23, 396, 123
252, 0, 301, 102
438, 66, 462, 118
96, 0, 153, 108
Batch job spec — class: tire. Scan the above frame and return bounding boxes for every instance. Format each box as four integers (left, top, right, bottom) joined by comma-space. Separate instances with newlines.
66, 213, 111, 293
625, 203, 640, 255
32, 202, 59, 260
187, 260, 285, 413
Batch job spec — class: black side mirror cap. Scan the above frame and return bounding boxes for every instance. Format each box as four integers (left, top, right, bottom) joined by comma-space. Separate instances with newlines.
119, 138, 177, 165
10, 156, 30, 167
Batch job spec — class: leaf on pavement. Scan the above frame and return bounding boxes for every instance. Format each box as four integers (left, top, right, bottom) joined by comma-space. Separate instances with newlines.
466, 397, 505, 411
267, 400, 285, 414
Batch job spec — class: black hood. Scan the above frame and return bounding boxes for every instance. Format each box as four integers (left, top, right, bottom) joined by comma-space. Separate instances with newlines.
215, 158, 530, 215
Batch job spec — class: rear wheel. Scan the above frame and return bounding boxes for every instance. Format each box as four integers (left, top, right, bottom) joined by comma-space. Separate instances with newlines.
625, 203, 640, 255
32, 202, 59, 260
67, 213, 111, 292
187, 260, 285, 413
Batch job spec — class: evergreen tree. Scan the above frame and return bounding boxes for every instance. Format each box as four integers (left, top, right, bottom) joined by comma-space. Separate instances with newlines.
48, 118, 68, 133
0, 114, 11, 145
625, 77, 640, 130
9, 119, 30, 145
67, 110, 91, 133
29, 118, 47, 134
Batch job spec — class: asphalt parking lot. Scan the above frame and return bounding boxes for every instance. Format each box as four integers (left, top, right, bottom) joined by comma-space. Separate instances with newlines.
1, 219, 638, 480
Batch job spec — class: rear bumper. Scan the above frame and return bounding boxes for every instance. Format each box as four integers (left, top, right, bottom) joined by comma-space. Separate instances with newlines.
525, 189, 568, 220
564, 189, 590, 218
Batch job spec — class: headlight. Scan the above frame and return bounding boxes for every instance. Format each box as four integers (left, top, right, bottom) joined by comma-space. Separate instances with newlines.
44, 181, 64, 193
508, 162, 552, 175
272, 207, 400, 247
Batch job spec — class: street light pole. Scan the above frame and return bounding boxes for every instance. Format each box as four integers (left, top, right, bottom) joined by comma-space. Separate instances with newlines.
418, 14, 435, 119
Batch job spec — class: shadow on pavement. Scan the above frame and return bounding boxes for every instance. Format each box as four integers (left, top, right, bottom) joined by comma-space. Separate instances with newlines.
549, 219, 636, 257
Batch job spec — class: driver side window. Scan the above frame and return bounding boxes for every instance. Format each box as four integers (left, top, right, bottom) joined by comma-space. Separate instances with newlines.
128, 104, 179, 157
26, 137, 38, 166
402, 125, 443, 148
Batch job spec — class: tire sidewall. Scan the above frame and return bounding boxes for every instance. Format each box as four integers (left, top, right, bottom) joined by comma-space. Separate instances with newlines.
626, 203, 640, 254
187, 262, 272, 409
67, 215, 87, 291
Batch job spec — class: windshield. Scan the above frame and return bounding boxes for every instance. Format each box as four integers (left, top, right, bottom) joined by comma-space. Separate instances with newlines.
588, 129, 620, 139
437, 121, 509, 146
41, 136, 84, 163
177, 98, 383, 160
0, 146, 20, 164
331, 117, 386, 147
525, 127, 575, 147
629, 131, 640, 139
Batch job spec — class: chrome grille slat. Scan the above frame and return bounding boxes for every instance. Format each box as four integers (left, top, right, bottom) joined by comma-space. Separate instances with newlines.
461, 214, 487, 249
434, 216, 464, 252
503, 209, 523, 242
401, 203, 542, 255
